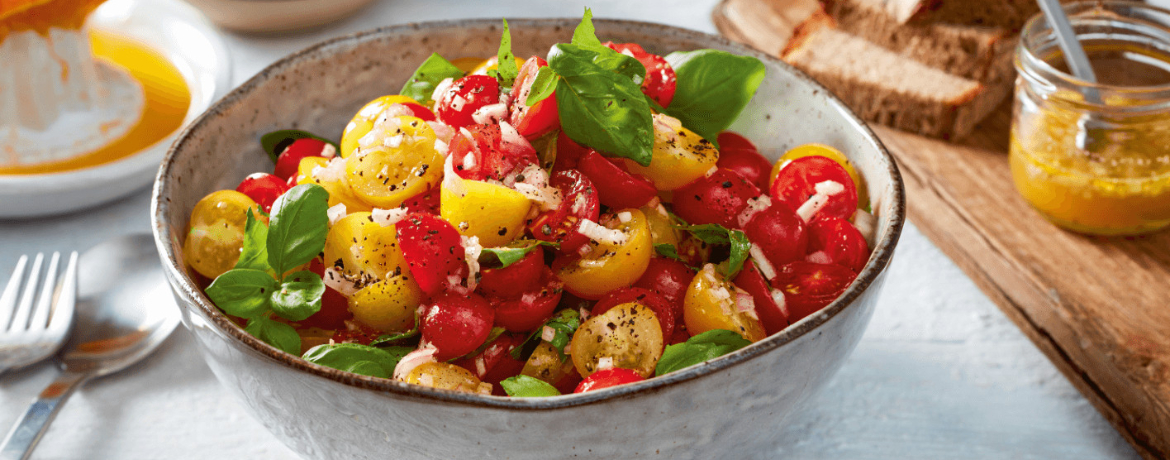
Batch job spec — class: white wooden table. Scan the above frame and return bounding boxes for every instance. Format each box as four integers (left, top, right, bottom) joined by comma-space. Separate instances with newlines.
0, 0, 1142, 458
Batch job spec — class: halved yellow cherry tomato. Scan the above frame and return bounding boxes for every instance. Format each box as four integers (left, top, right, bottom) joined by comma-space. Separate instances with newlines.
347, 277, 421, 333
684, 264, 766, 342
404, 362, 488, 394
440, 177, 531, 247
640, 203, 681, 248
772, 143, 867, 206
521, 342, 577, 386
323, 212, 408, 281
451, 57, 487, 74
469, 55, 526, 76
345, 118, 443, 208
340, 96, 425, 158
183, 190, 262, 279
570, 302, 664, 378
296, 157, 373, 213
556, 209, 653, 299
623, 114, 719, 191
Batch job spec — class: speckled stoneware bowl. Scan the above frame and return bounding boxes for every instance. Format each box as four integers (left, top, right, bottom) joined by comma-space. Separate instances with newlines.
152, 18, 905, 459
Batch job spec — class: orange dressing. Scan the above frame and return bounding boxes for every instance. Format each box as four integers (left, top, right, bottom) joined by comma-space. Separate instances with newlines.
0, 29, 191, 175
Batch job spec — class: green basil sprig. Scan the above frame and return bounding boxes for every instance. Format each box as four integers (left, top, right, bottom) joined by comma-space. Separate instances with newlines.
500, 375, 561, 397
234, 209, 269, 272
369, 313, 420, 347
400, 53, 466, 105
303, 343, 413, 379
245, 316, 302, 356
266, 184, 330, 276
654, 329, 751, 376
671, 218, 752, 279
511, 309, 581, 362
662, 49, 766, 145
259, 129, 338, 164
479, 240, 556, 269
487, 19, 519, 88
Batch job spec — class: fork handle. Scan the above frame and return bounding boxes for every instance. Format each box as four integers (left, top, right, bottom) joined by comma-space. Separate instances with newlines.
0, 370, 92, 460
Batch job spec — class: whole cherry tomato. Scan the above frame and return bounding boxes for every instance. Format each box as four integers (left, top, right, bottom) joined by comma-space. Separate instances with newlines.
509, 57, 560, 139
770, 156, 858, 221
716, 131, 772, 190
574, 367, 645, 393
633, 257, 695, 309
732, 260, 788, 335
448, 123, 538, 181
591, 287, 676, 343
479, 248, 544, 298
672, 168, 760, 229
492, 268, 563, 332
771, 261, 856, 323
806, 216, 870, 273
434, 74, 501, 129
603, 42, 677, 107
300, 258, 353, 330
453, 334, 527, 394
576, 150, 656, 210
743, 201, 808, 269
421, 292, 496, 361
397, 213, 468, 297
274, 138, 332, 181
236, 172, 290, 213
527, 170, 600, 255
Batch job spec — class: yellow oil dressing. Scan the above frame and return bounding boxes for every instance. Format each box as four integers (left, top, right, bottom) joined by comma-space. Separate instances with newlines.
0, 29, 191, 175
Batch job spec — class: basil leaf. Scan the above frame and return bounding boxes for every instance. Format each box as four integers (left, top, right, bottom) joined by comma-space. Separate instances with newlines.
725, 230, 751, 279
266, 184, 329, 276
401, 53, 465, 105
370, 313, 420, 347
260, 129, 337, 164
270, 270, 324, 321
488, 19, 519, 87
512, 309, 581, 361
525, 66, 558, 106
549, 44, 653, 166
500, 375, 561, 397
654, 329, 751, 376
567, 9, 646, 83
663, 50, 766, 142
479, 240, 555, 268
654, 243, 682, 261
234, 209, 271, 272
302, 343, 412, 379
206, 269, 277, 319
245, 316, 301, 356
571, 7, 601, 48
674, 222, 732, 245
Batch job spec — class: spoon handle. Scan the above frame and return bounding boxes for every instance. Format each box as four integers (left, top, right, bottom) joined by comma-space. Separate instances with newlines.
0, 371, 92, 460
1036, 0, 1102, 103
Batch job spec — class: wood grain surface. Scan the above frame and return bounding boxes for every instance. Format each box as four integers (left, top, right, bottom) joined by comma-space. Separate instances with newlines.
713, 2, 1170, 458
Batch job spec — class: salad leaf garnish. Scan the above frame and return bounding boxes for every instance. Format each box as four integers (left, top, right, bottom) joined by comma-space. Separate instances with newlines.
654, 329, 751, 376
260, 130, 338, 164
487, 19, 519, 88
654, 243, 682, 261
302, 343, 412, 379
245, 316, 301, 356
479, 240, 556, 269
525, 66, 558, 106
500, 375, 561, 397
370, 314, 420, 347
266, 184, 329, 276
571, 7, 602, 48
269, 270, 325, 321
400, 53, 466, 105
662, 50, 766, 144
726, 230, 751, 279
234, 209, 270, 272
511, 309, 581, 362
671, 219, 752, 278
206, 269, 278, 319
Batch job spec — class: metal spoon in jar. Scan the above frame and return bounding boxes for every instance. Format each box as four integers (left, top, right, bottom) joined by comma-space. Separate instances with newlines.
0, 234, 180, 460
1036, 0, 1109, 152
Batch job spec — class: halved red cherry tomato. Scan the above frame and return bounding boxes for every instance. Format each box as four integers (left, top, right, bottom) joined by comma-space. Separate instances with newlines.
743, 201, 808, 269
274, 138, 332, 181
399, 186, 441, 215
732, 260, 788, 335
770, 156, 858, 221
330, 322, 381, 345
672, 168, 760, 229
510, 57, 559, 139
771, 261, 856, 323
479, 248, 544, 298
492, 267, 563, 332
576, 150, 656, 210
806, 216, 870, 273
553, 131, 590, 172
236, 172, 290, 213
603, 42, 677, 107
448, 123, 538, 181
397, 213, 468, 297
528, 170, 600, 255
421, 292, 496, 361
434, 74, 501, 129
574, 367, 645, 393
300, 257, 351, 330
633, 257, 695, 310
400, 102, 436, 122
453, 333, 526, 394
716, 132, 771, 190
591, 287, 676, 343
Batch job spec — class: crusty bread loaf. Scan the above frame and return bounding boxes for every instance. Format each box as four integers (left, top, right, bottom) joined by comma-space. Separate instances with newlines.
782, 26, 1002, 139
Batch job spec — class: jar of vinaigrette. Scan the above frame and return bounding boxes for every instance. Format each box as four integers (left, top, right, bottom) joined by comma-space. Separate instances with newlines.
1012, 1, 1170, 235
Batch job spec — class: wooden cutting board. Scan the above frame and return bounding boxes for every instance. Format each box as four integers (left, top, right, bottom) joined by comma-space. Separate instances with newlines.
713, 1, 1170, 458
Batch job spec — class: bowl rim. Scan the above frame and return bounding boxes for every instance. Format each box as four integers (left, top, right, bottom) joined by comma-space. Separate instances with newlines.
151, 17, 905, 409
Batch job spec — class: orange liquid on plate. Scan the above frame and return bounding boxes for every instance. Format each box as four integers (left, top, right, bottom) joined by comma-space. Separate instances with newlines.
0, 29, 191, 175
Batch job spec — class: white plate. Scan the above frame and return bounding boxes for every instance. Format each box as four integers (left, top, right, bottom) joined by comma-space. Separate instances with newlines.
0, 0, 230, 219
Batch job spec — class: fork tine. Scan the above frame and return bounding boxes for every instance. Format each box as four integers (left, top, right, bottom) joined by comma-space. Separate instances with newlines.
29, 252, 60, 329
47, 252, 78, 335
0, 255, 29, 331
8, 253, 43, 332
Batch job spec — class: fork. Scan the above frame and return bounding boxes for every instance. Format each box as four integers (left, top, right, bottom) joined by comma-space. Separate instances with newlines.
0, 252, 79, 376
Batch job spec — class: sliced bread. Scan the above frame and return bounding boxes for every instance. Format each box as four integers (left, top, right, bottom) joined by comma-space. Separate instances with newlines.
898, 0, 1076, 31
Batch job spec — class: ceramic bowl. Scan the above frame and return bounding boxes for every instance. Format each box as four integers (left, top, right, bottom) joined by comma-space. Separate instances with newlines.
152, 18, 905, 459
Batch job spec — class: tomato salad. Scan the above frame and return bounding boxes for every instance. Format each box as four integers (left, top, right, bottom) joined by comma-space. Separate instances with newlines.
184, 11, 878, 397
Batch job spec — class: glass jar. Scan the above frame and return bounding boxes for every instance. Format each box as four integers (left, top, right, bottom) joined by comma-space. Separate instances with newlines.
1011, 1, 1170, 235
